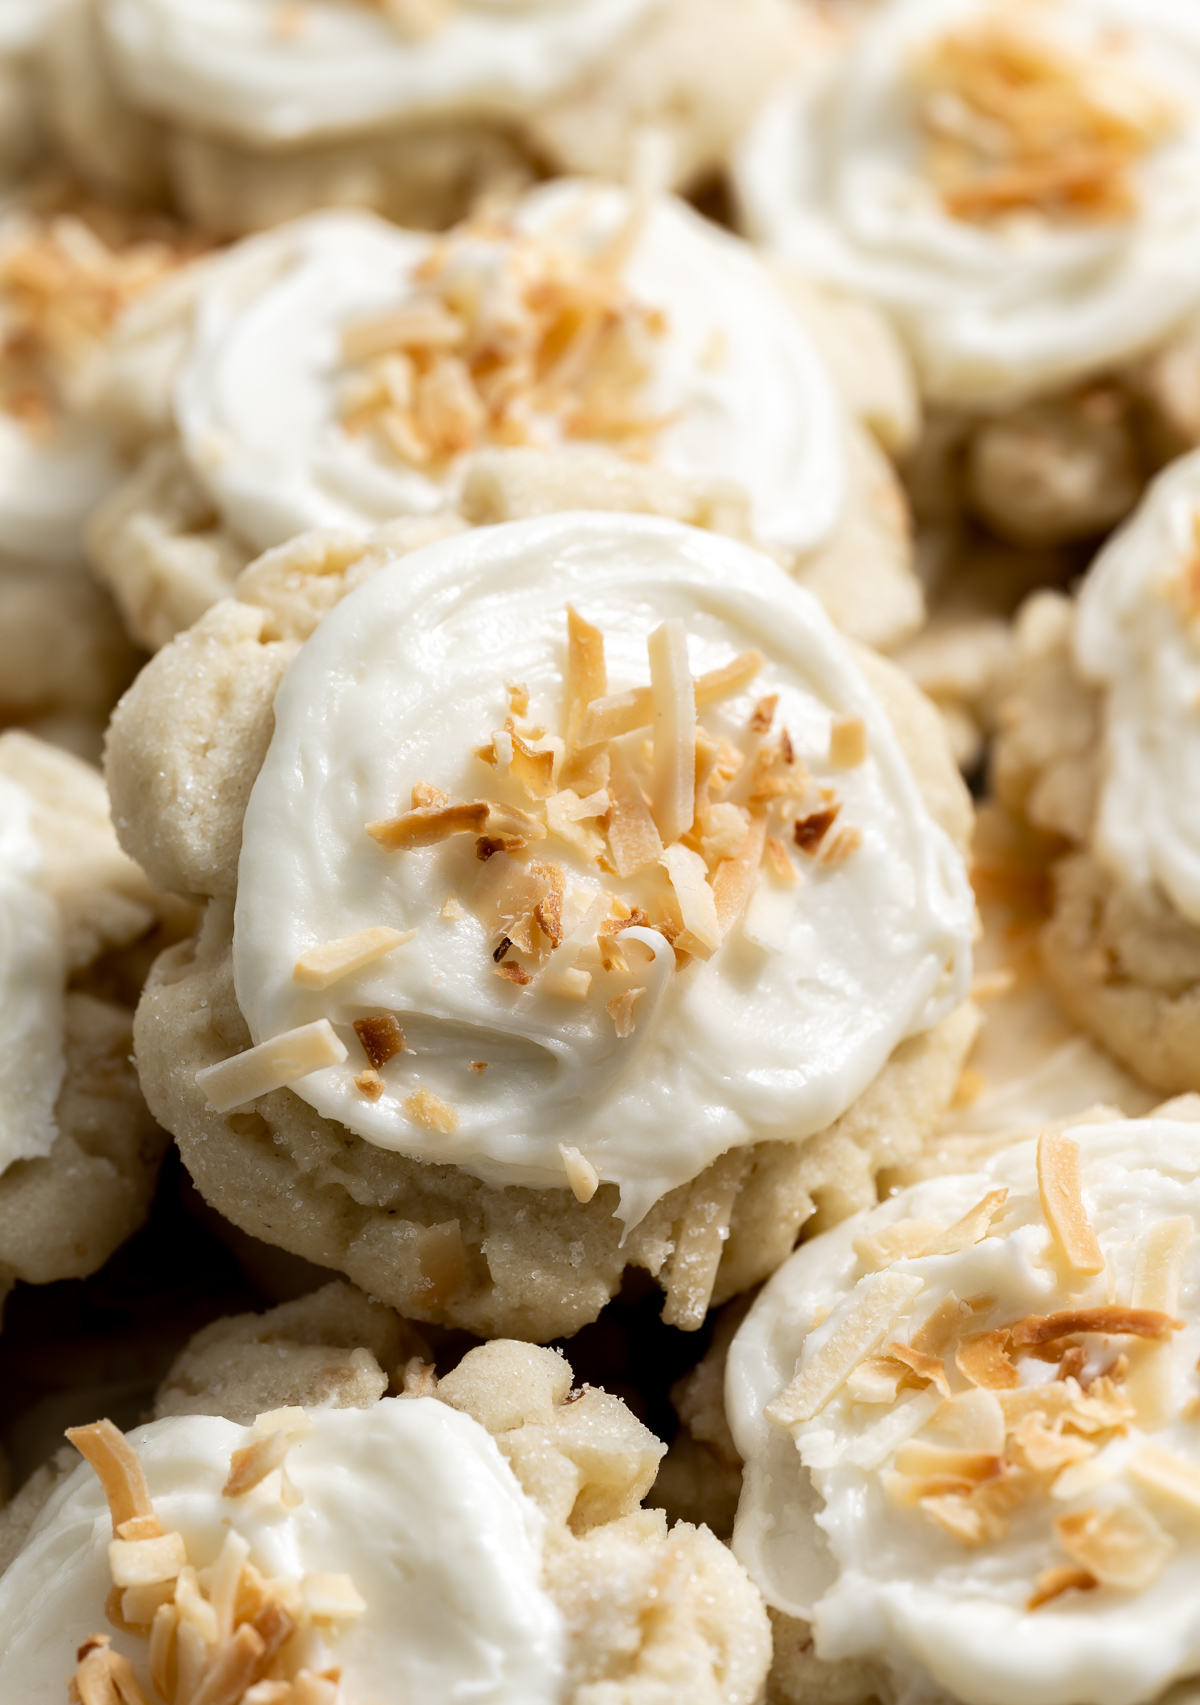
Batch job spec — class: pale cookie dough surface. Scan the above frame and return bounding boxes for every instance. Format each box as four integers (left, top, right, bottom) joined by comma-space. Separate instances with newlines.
0, 1338, 771, 1705
107, 519, 974, 1338
0, 732, 172, 1295
730, 1116, 1200, 1705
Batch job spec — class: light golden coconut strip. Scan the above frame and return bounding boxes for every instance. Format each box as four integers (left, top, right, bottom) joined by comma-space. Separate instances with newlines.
196, 1021, 348, 1114
767, 1273, 925, 1428
1037, 1129, 1105, 1276
648, 618, 696, 845
293, 926, 415, 989
64, 1421, 157, 1534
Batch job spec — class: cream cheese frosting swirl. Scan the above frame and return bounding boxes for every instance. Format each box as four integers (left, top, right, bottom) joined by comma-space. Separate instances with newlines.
0, 771, 64, 1179
230, 513, 972, 1226
172, 183, 846, 562
736, 0, 1200, 409
1074, 447, 1200, 928
0, 1398, 563, 1703
729, 1115, 1200, 1705
98, 0, 655, 146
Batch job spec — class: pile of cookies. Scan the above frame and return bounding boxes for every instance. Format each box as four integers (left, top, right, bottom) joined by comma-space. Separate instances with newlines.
4, 2, 1200, 1702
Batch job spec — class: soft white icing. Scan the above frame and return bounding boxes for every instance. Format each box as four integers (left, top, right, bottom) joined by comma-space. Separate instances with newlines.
735, 0, 1200, 409
728, 1117, 1200, 1705
0, 1397, 564, 1704
233, 513, 972, 1224
99, 0, 654, 145
0, 772, 64, 1178
1074, 447, 1200, 928
174, 184, 846, 562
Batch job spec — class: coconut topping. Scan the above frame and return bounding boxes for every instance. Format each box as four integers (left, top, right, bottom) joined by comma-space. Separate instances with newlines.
914, 6, 1176, 225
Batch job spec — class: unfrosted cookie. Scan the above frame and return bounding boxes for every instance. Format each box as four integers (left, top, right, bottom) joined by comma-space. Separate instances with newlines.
993, 449, 1200, 1094
88, 181, 922, 656
735, 0, 1200, 548
728, 1110, 1200, 1705
107, 512, 977, 1341
45, 0, 806, 236
0, 730, 180, 1310
0, 1330, 770, 1705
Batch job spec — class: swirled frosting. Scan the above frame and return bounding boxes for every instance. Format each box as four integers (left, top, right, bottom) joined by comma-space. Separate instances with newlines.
173, 183, 846, 562
233, 513, 972, 1225
736, 0, 1200, 409
0, 1398, 563, 1703
99, 0, 654, 145
1074, 448, 1200, 927
729, 1115, 1200, 1705
0, 771, 64, 1178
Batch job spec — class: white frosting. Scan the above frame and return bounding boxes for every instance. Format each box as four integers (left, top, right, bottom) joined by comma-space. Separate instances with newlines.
728, 1117, 1200, 1705
233, 513, 972, 1225
0, 0, 65, 57
0, 1397, 563, 1704
174, 185, 846, 562
1074, 447, 1200, 928
99, 0, 654, 145
736, 0, 1200, 409
0, 772, 64, 1179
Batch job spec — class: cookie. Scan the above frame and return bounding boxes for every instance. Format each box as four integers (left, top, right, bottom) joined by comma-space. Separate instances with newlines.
0, 731, 180, 1311
88, 181, 922, 655
0, 1328, 770, 1704
107, 513, 977, 1340
727, 1108, 1200, 1705
46, 0, 805, 236
735, 0, 1200, 547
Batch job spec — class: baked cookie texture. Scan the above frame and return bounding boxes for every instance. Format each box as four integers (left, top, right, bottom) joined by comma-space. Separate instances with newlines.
45, 0, 805, 237
1, 1286, 772, 1705
106, 524, 977, 1343
0, 732, 182, 1308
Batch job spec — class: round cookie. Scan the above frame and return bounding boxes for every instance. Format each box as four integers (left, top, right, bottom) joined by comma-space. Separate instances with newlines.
106, 513, 978, 1341
87, 182, 921, 656
0, 730, 181, 1316
735, 0, 1200, 550
0, 1311, 770, 1705
44, 0, 807, 236
993, 448, 1200, 1095
727, 1109, 1200, 1705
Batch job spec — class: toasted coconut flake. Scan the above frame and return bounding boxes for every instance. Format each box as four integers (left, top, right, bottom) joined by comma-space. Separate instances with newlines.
1037, 1129, 1105, 1276
342, 302, 463, 365
764, 834, 799, 883
1132, 1217, 1193, 1313
912, 1293, 989, 1357
1012, 1411, 1096, 1474
546, 788, 606, 858
886, 1342, 951, 1396
1027, 1564, 1099, 1610
441, 896, 467, 920
353, 1013, 406, 1069
65, 1420, 157, 1531
697, 801, 750, 867
506, 720, 558, 799
354, 1068, 384, 1100
956, 1328, 1020, 1391
927, 1188, 1010, 1256
696, 649, 763, 705
767, 1273, 926, 1427
108, 1532, 187, 1589
821, 826, 863, 865
404, 1087, 460, 1132
1055, 1502, 1174, 1590
412, 782, 450, 809
293, 925, 415, 988
712, 813, 768, 939
566, 607, 607, 752
148, 1602, 178, 1698
605, 983, 646, 1038
854, 1219, 944, 1270
845, 1356, 906, 1405
417, 1220, 466, 1303
120, 1580, 176, 1628
793, 807, 840, 855
223, 1431, 290, 1499
662, 1147, 752, 1331
1009, 1307, 1183, 1347
893, 1440, 1001, 1483
916, 1492, 989, 1545
930, 1388, 1006, 1454
367, 798, 544, 851
301, 1573, 366, 1623
578, 685, 652, 747
661, 843, 721, 956
649, 618, 696, 845
197, 1021, 349, 1113
999, 1376, 1135, 1434
749, 695, 778, 734
558, 1143, 599, 1203
605, 744, 664, 877
1129, 1443, 1200, 1517
506, 680, 530, 716
188, 1619, 265, 1705
71, 1635, 151, 1705
829, 716, 868, 767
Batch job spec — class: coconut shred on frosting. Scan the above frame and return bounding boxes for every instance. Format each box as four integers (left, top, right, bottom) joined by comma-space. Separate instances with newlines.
0, 1400, 562, 1705
728, 1115, 1200, 1705
0, 771, 64, 1176
98, 0, 655, 146
171, 182, 846, 559
1074, 448, 1200, 929
736, 0, 1200, 409
220, 513, 973, 1227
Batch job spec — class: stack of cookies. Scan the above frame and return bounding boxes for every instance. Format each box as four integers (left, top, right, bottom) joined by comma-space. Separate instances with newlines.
4, 4, 1200, 1703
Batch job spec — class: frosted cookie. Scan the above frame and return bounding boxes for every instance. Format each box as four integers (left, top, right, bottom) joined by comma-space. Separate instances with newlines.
0, 729, 178, 1317
0, 1335, 770, 1705
727, 1111, 1200, 1705
44, 0, 806, 238
735, 0, 1200, 548
0, 3, 63, 183
992, 448, 1200, 1096
106, 511, 977, 1341
88, 181, 922, 656
0, 197, 197, 756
